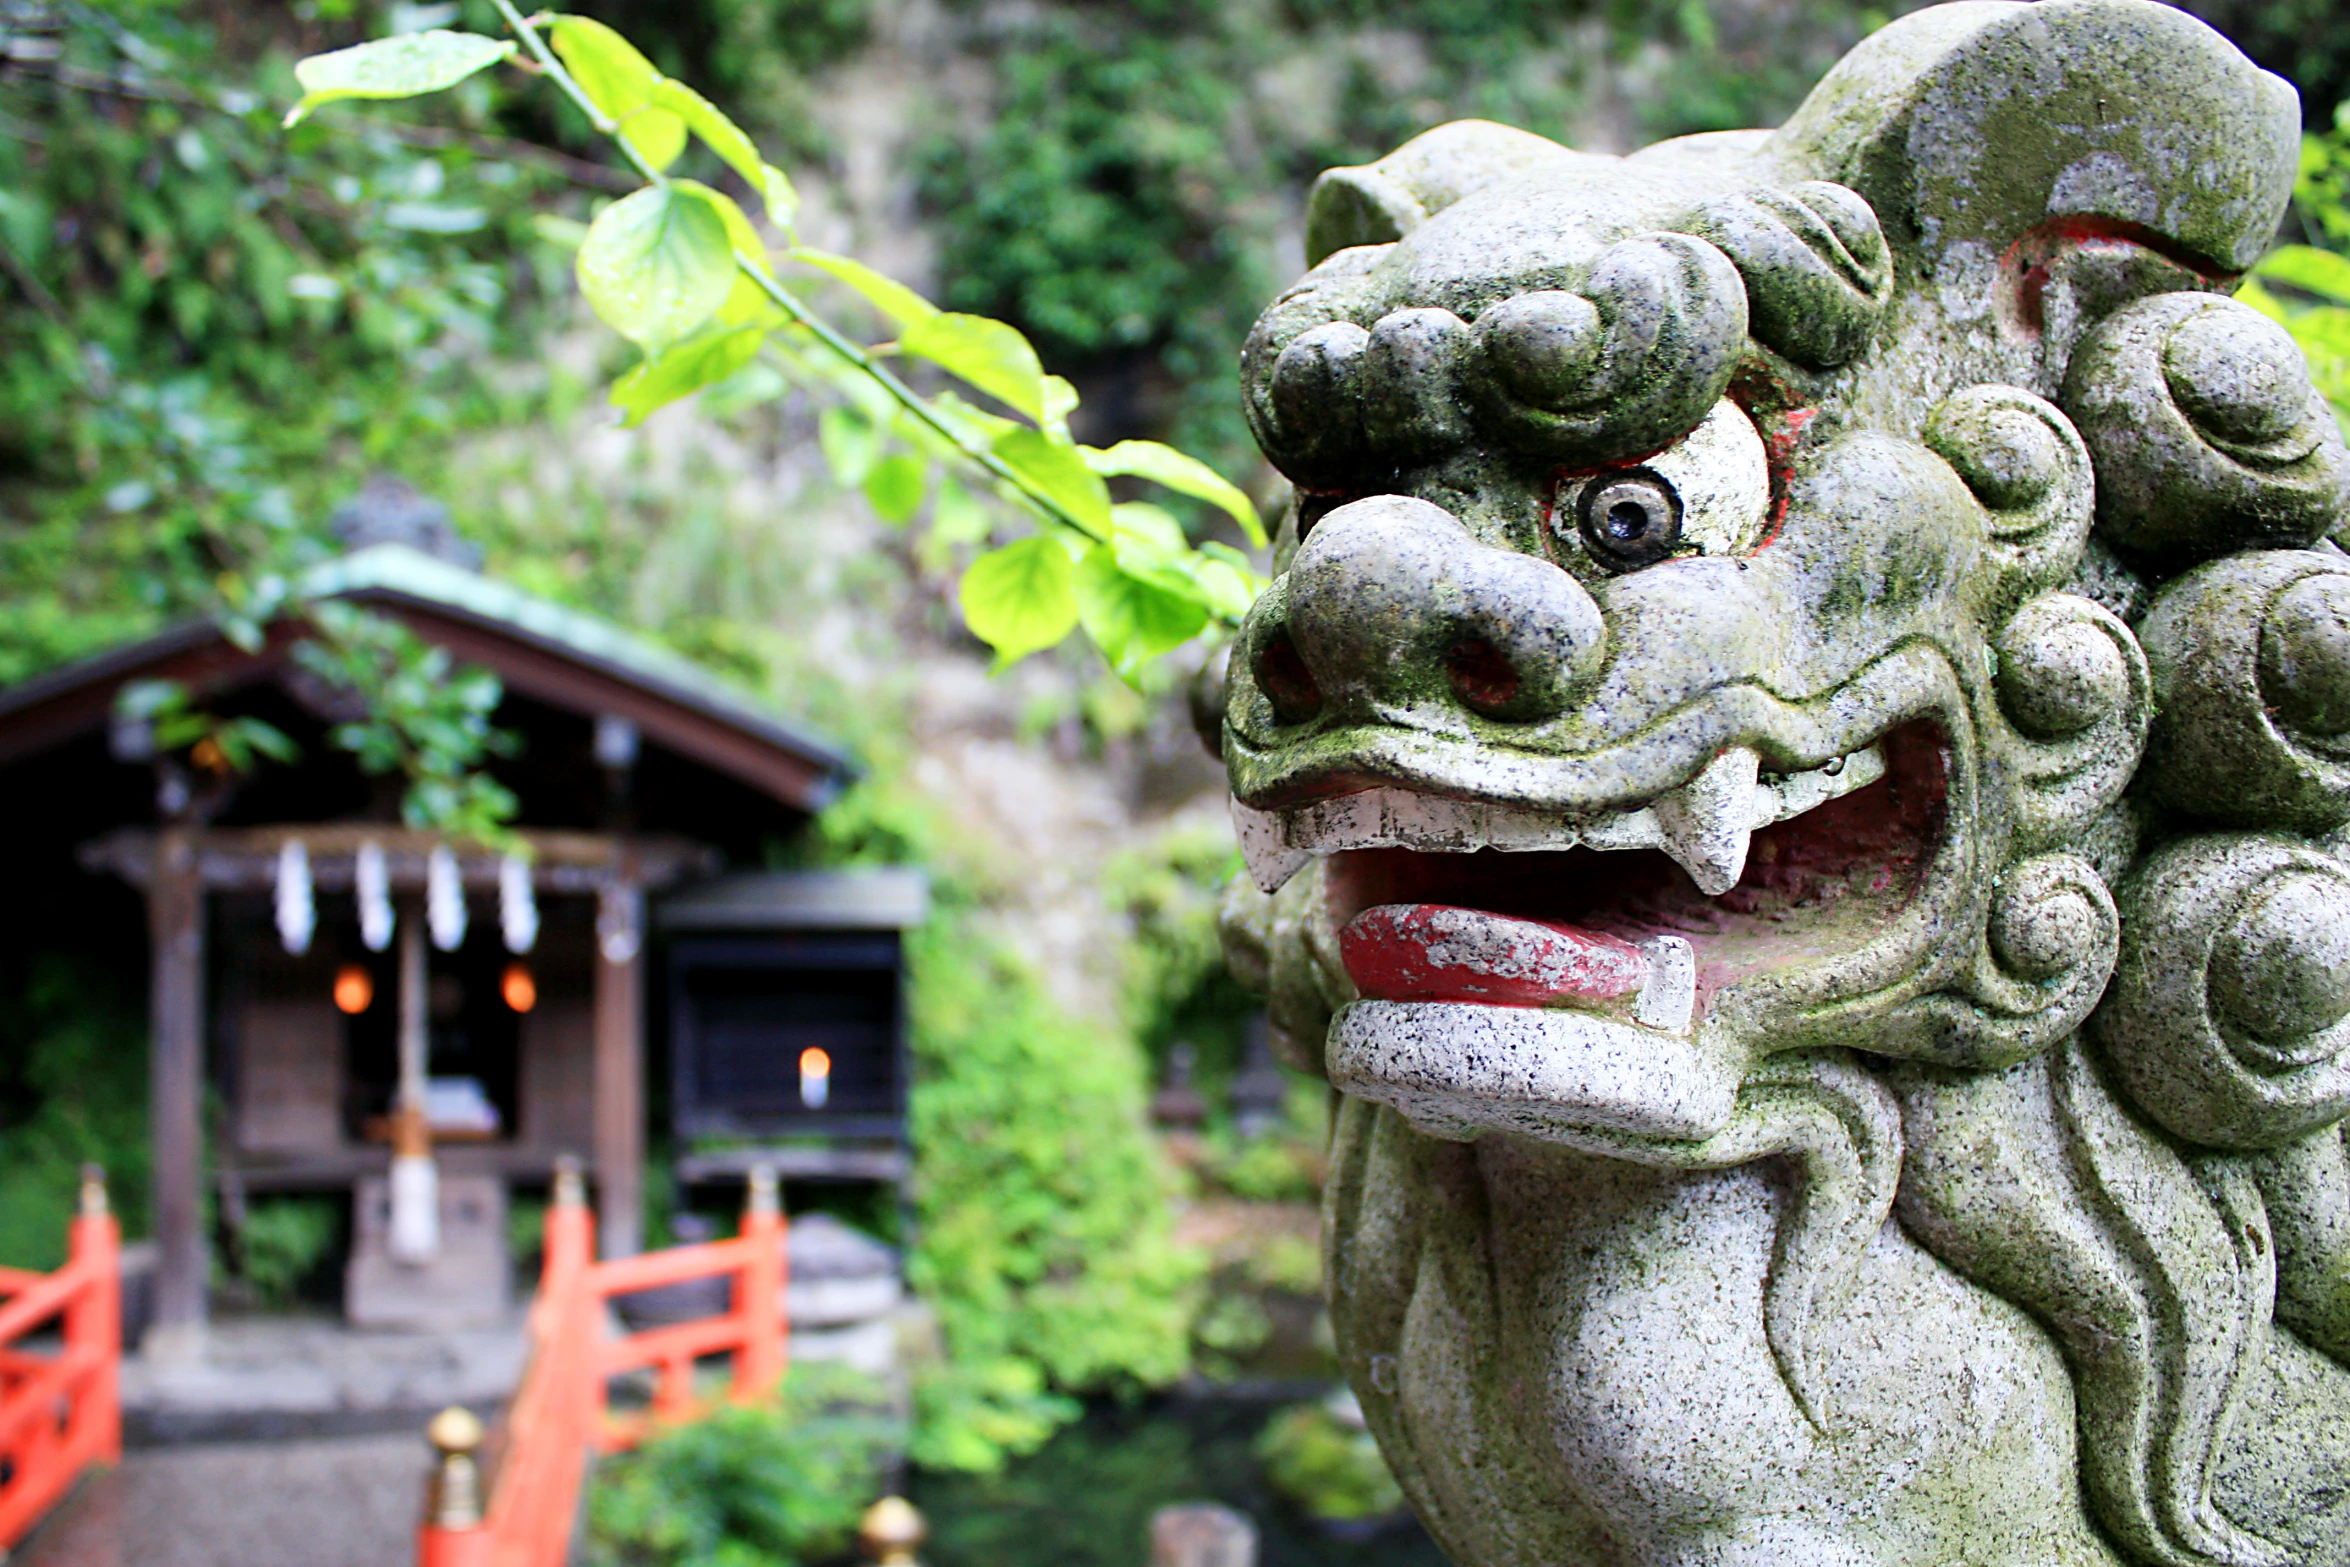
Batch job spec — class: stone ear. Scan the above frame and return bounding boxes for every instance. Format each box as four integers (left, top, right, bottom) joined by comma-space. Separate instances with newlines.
1305, 120, 1588, 267
1764, 0, 2298, 281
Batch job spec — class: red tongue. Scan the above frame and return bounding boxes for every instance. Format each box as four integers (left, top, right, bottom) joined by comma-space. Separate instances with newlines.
1341, 903, 1651, 1007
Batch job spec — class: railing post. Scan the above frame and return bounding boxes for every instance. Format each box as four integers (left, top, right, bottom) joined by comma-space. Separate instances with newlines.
733, 1163, 784, 1402
859, 1497, 927, 1567
67, 1164, 121, 1467
545, 1154, 600, 1448
544, 1156, 594, 1290
418, 1405, 493, 1567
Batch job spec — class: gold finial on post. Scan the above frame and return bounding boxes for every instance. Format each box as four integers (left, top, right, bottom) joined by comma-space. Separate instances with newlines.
425, 1405, 486, 1529
552, 1154, 585, 1210
858, 1496, 926, 1566
79, 1163, 109, 1218
747, 1162, 779, 1218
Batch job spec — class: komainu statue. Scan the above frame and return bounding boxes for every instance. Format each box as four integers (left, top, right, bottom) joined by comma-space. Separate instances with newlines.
1210, 2, 2350, 1561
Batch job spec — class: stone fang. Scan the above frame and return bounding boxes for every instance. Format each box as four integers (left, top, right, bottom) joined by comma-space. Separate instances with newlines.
1650, 747, 1761, 896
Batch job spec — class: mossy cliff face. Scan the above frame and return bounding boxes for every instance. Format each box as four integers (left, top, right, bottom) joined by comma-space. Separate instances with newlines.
1212, 3, 2350, 1562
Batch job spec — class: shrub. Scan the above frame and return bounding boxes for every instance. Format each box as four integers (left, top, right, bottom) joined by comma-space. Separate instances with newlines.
585, 1362, 905, 1567
1255, 1401, 1404, 1523
0, 957, 149, 1271
237, 1197, 339, 1309
905, 913, 1205, 1470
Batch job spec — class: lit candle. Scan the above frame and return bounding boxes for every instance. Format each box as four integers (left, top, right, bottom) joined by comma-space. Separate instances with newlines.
799, 1046, 832, 1109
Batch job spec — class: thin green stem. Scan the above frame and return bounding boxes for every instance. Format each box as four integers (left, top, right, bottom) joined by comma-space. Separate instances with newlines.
488, 0, 1091, 541
488, 0, 663, 186
735, 253, 1090, 536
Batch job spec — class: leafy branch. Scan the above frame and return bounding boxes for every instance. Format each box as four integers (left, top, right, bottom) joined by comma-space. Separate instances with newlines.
286, 11, 1268, 677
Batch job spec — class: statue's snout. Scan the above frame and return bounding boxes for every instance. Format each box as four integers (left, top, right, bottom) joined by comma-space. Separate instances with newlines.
1269, 495, 1606, 725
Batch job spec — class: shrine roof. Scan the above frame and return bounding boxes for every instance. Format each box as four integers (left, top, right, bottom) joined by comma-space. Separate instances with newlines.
0, 542, 855, 815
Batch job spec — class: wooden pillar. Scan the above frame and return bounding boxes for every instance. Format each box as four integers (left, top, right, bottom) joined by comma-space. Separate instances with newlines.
593, 866, 645, 1259
147, 826, 206, 1349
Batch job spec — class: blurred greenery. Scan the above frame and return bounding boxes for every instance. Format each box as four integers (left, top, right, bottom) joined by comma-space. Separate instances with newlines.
235, 1194, 339, 1307
1256, 1401, 1405, 1524
585, 1361, 906, 1567
902, 907, 1204, 1470
0, 955, 149, 1270
2245, 102, 2350, 432
0, 1, 585, 689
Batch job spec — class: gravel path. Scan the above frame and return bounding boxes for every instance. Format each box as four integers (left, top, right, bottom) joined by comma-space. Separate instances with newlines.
12, 1433, 427, 1567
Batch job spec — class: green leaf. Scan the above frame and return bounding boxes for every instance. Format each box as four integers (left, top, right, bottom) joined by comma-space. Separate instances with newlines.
648, 79, 795, 224
547, 15, 659, 122
864, 453, 928, 524
1110, 501, 1187, 556
1106, 506, 1211, 601
2255, 243, 2350, 306
687, 181, 783, 328
992, 428, 1111, 538
898, 313, 1045, 423
576, 185, 735, 351
1075, 545, 1210, 680
1042, 375, 1080, 440
820, 407, 880, 486
789, 248, 937, 331
930, 476, 992, 549
960, 535, 1079, 666
1189, 549, 1262, 621
618, 106, 687, 172
759, 164, 800, 231
284, 30, 514, 126
609, 325, 767, 426
1084, 440, 1265, 547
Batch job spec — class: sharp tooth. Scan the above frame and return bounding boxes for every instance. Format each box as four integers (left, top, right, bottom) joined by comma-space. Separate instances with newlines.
1232, 795, 1310, 893
1651, 746, 1761, 896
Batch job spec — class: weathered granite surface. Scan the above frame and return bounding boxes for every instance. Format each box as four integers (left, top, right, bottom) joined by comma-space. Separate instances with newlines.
1211, 3, 2350, 1561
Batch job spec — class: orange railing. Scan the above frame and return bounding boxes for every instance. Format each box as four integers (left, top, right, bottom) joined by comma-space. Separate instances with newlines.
419, 1159, 788, 1567
0, 1167, 122, 1553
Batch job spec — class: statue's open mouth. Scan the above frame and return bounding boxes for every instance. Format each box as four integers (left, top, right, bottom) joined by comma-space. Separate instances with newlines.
1232, 721, 1950, 1140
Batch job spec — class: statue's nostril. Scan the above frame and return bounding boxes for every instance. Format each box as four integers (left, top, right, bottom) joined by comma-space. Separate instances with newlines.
1446, 639, 1522, 716
1256, 631, 1324, 724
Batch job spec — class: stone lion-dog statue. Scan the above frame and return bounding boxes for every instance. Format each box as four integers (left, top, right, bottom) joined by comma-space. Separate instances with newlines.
1211, 2, 2350, 1560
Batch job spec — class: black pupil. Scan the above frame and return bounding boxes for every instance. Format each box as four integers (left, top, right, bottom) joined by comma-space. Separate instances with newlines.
1606, 498, 1652, 540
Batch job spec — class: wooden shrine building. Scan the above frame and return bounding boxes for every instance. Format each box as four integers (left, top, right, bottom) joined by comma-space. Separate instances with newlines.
0, 484, 923, 1347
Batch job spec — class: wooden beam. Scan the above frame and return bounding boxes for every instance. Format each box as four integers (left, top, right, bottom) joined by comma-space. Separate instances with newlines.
593, 864, 645, 1259
147, 827, 206, 1348
79, 825, 714, 894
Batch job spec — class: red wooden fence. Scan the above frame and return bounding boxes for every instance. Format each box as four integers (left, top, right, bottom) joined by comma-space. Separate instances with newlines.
0, 1168, 121, 1553
419, 1158, 788, 1567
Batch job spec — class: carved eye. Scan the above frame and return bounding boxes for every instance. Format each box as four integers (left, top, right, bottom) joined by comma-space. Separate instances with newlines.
1576, 470, 1683, 571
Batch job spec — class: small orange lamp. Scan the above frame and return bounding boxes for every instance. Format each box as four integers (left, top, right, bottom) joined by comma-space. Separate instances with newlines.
501, 960, 537, 1013
333, 963, 374, 1015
